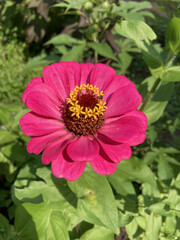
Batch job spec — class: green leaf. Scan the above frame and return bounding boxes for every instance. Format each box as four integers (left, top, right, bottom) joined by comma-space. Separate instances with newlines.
68, 165, 119, 234
139, 77, 174, 124
45, 34, 84, 46
158, 155, 175, 185
149, 202, 174, 217
165, 17, 180, 54
145, 213, 162, 240
0, 214, 10, 240
118, 52, 132, 74
0, 130, 17, 145
13, 166, 79, 231
109, 157, 157, 188
61, 44, 85, 61
115, 20, 156, 50
79, 226, 114, 240
125, 218, 138, 238
162, 66, 180, 82
0, 152, 17, 182
118, 211, 133, 227
88, 42, 118, 61
0, 105, 13, 127
24, 54, 60, 71
163, 216, 176, 236
15, 202, 69, 240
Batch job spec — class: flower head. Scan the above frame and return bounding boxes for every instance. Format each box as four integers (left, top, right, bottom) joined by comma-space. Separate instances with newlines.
20, 62, 147, 181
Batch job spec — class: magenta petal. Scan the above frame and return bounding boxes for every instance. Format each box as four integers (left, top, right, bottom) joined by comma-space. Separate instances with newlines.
19, 112, 64, 136
51, 157, 86, 181
25, 91, 62, 119
80, 63, 94, 85
43, 62, 81, 101
51, 148, 86, 181
27, 129, 69, 154
103, 75, 135, 103
90, 153, 117, 175
42, 134, 72, 164
22, 82, 60, 105
67, 136, 99, 162
97, 136, 132, 163
105, 110, 147, 146
98, 122, 138, 143
24, 77, 43, 92
105, 86, 142, 117
90, 63, 116, 91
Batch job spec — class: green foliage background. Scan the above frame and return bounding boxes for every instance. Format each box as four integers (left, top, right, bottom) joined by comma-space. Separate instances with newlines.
0, 0, 180, 240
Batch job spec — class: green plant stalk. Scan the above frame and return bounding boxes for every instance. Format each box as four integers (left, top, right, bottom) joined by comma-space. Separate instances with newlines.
140, 77, 161, 112
140, 51, 176, 112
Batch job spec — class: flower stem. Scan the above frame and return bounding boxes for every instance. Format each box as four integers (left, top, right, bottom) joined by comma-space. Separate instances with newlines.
140, 77, 161, 112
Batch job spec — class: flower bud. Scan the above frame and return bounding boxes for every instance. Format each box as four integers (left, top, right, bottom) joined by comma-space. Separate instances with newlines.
84, 1, 93, 10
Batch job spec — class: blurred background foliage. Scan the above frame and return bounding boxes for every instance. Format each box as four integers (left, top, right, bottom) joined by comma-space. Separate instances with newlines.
0, 0, 180, 240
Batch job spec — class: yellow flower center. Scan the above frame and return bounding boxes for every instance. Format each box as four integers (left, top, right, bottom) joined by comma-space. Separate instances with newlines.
64, 84, 107, 136
66, 84, 107, 120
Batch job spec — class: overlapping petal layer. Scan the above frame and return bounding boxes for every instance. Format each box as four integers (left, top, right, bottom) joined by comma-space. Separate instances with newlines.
20, 61, 147, 181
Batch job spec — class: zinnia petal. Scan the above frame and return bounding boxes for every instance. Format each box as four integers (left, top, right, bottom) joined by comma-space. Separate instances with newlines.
90, 63, 116, 92
79, 63, 94, 85
25, 91, 62, 119
103, 75, 136, 103
42, 134, 73, 164
51, 154, 86, 181
43, 62, 81, 101
20, 112, 64, 136
27, 129, 69, 154
90, 150, 117, 175
97, 134, 132, 162
66, 136, 99, 162
98, 122, 139, 143
105, 85, 142, 117
22, 82, 60, 105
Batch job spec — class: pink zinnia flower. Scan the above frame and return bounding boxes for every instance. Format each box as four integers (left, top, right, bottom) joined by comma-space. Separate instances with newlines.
20, 62, 147, 181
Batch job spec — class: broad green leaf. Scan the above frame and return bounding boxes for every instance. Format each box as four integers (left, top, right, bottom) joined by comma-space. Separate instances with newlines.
139, 76, 174, 124
109, 157, 157, 188
145, 213, 162, 240
118, 52, 132, 74
24, 54, 60, 71
158, 156, 175, 185
162, 66, 180, 82
45, 34, 83, 46
61, 44, 85, 61
115, 20, 156, 50
13, 166, 79, 230
0, 130, 17, 145
118, 211, 133, 227
79, 226, 114, 240
0, 152, 17, 182
149, 202, 174, 216
1, 142, 28, 164
15, 202, 69, 240
125, 218, 138, 238
68, 166, 119, 234
163, 216, 176, 236
165, 17, 180, 54
45, 211, 69, 240
0, 214, 10, 240
135, 216, 146, 230
119, 1, 152, 11
88, 42, 118, 61
0, 105, 13, 127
